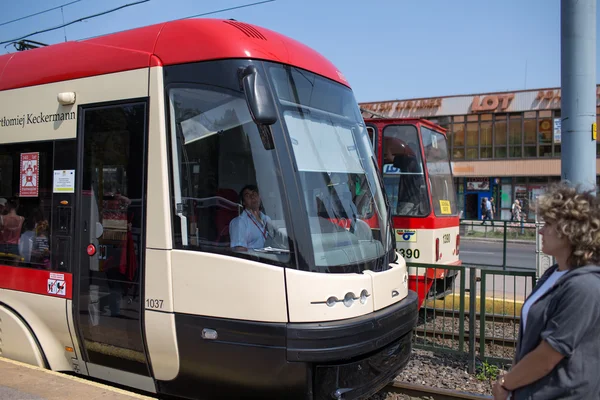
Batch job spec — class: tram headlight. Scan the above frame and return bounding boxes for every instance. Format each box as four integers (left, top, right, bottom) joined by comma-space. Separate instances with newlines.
326, 296, 338, 307
343, 292, 355, 307
360, 289, 369, 304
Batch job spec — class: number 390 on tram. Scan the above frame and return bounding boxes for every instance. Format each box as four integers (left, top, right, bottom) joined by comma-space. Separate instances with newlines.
365, 118, 462, 307
0, 18, 418, 400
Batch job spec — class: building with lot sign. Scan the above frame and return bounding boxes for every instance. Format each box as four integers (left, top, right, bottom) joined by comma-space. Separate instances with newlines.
360, 85, 600, 221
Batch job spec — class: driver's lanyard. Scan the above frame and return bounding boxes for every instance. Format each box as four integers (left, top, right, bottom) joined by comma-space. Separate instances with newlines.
246, 210, 268, 240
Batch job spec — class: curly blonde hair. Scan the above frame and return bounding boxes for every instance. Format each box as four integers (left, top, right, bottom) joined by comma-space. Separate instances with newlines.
536, 182, 600, 268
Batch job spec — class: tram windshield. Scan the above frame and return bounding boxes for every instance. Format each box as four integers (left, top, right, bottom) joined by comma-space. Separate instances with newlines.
167, 60, 392, 273
268, 64, 392, 272
382, 125, 431, 217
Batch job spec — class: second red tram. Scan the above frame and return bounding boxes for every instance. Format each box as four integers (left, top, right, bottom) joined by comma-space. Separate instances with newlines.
366, 118, 461, 307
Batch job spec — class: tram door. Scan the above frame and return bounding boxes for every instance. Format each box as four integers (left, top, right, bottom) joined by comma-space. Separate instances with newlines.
73, 100, 154, 391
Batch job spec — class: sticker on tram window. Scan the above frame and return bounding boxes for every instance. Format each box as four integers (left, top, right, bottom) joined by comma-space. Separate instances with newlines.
47, 279, 66, 296
398, 248, 420, 259
396, 229, 417, 242
439, 200, 451, 215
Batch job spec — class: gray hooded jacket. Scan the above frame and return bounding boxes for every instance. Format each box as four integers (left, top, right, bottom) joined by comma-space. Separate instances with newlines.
512, 264, 600, 399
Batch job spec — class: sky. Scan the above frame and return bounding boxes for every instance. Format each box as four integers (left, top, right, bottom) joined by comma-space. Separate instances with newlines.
1, 0, 598, 102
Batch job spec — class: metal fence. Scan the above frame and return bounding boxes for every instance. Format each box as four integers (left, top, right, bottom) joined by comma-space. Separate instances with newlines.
459, 219, 537, 269
409, 262, 537, 373
405, 219, 556, 374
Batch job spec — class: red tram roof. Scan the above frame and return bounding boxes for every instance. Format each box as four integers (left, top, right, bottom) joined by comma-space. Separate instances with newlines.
0, 18, 348, 91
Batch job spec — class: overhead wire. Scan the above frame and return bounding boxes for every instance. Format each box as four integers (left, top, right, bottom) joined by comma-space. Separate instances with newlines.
0, 0, 83, 28
2, 0, 276, 49
0, 0, 150, 46
176, 0, 275, 20
76, 0, 276, 41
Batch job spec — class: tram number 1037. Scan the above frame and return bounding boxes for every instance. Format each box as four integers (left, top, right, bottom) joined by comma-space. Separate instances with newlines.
398, 248, 420, 259
146, 299, 164, 309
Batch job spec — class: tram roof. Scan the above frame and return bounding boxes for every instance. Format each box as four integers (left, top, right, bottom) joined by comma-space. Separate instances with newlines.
0, 18, 348, 91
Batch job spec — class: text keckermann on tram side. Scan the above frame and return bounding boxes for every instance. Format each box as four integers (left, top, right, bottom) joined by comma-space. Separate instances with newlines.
0, 111, 76, 128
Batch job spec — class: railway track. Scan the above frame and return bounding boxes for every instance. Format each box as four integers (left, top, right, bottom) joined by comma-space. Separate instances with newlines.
422, 307, 521, 324
415, 307, 519, 349
385, 381, 492, 400
414, 327, 517, 347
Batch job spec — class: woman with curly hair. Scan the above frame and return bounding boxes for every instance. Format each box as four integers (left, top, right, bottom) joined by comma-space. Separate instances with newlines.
492, 182, 600, 400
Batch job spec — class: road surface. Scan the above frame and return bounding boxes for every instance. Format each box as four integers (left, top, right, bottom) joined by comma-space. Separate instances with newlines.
460, 239, 536, 269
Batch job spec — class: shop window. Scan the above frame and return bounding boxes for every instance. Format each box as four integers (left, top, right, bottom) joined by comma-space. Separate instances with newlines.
466, 122, 478, 146
453, 123, 465, 146
494, 115, 507, 146
466, 148, 478, 160
554, 144, 562, 157
539, 145, 552, 157
452, 148, 465, 160
494, 147, 507, 158
480, 147, 493, 159
509, 146, 522, 158
453, 115, 464, 122
480, 121, 492, 159
508, 115, 522, 158
524, 146, 537, 157
481, 114, 493, 121
538, 118, 553, 144
467, 114, 478, 122
0, 142, 56, 270
480, 122, 492, 146
524, 119, 536, 145
509, 115, 522, 146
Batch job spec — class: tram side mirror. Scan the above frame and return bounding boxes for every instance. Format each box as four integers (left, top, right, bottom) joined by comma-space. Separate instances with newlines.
239, 65, 277, 126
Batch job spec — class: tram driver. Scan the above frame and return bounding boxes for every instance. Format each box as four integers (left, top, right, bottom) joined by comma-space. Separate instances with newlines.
229, 185, 272, 251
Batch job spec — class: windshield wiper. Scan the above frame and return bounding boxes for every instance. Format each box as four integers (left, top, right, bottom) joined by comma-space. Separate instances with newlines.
254, 246, 290, 253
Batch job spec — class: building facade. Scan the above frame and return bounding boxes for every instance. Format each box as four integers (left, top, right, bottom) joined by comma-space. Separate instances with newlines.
360, 85, 600, 221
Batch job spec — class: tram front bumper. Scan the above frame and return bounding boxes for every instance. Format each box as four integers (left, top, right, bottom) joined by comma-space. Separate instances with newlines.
156, 290, 418, 400
287, 290, 419, 400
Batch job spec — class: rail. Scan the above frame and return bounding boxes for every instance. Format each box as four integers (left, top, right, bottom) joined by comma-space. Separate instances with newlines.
385, 381, 492, 399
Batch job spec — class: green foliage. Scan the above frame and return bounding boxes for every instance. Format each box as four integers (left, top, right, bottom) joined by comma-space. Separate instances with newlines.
476, 360, 500, 381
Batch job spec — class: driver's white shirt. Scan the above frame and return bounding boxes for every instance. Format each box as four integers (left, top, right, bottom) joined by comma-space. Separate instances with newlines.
229, 210, 271, 249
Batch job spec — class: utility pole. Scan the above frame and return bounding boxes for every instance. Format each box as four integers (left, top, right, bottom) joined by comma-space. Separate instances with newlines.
560, 0, 597, 192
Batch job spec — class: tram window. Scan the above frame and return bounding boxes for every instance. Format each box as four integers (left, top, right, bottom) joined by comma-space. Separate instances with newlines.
421, 126, 458, 216
382, 125, 430, 217
0, 141, 61, 270
366, 126, 376, 150
168, 85, 290, 265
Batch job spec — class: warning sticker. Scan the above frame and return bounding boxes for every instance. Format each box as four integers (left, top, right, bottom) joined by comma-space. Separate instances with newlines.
20, 152, 39, 197
47, 279, 66, 296
50, 272, 65, 280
